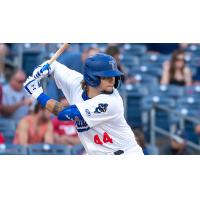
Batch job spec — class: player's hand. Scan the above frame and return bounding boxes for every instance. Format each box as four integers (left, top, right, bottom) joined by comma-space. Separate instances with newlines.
23, 76, 43, 99
32, 60, 55, 80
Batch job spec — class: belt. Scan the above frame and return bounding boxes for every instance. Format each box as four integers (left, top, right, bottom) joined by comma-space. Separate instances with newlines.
114, 150, 124, 155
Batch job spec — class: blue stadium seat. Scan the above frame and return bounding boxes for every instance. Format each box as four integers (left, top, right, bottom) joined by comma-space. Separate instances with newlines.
0, 144, 27, 155
184, 85, 200, 97
125, 84, 149, 127
123, 44, 147, 57
184, 122, 199, 144
132, 73, 159, 85
141, 96, 176, 141
22, 50, 44, 76
0, 119, 16, 143
140, 53, 170, 65
131, 66, 162, 79
171, 108, 199, 144
45, 78, 60, 100
176, 96, 200, 110
70, 144, 85, 155
121, 54, 139, 69
28, 144, 70, 155
185, 44, 200, 54
149, 84, 184, 99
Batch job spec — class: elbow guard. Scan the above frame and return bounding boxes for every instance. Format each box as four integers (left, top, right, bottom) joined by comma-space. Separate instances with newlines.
57, 105, 84, 121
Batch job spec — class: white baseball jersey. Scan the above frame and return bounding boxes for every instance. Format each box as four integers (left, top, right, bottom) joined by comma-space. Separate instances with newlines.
52, 61, 143, 155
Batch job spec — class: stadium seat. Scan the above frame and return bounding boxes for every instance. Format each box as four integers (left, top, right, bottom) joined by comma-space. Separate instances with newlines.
176, 96, 200, 110
123, 44, 147, 57
125, 84, 149, 127
45, 78, 60, 100
185, 44, 200, 54
121, 54, 139, 69
141, 96, 176, 141
70, 144, 85, 155
28, 144, 70, 155
131, 66, 162, 79
140, 53, 170, 65
148, 84, 184, 99
184, 85, 200, 96
171, 108, 200, 144
0, 119, 16, 143
22, 50, 44, 76
132, 73, 159, 86
0, 144, 27, 155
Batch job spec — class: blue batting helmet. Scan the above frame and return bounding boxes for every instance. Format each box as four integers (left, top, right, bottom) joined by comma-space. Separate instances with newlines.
83, 53, 123, 88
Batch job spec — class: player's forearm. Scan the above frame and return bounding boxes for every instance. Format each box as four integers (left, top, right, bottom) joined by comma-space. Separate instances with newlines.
36, 92, 83, 122
46, 99, 65, 116
35, 92, 64, 116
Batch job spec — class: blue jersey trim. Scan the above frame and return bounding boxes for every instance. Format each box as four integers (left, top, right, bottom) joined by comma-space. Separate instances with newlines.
81, 90, 90, 101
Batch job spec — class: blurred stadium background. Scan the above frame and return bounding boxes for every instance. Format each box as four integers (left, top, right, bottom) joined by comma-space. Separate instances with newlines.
0, 43, 200, 155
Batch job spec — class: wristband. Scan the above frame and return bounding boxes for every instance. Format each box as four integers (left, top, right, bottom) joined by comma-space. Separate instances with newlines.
37, 93, 51, 107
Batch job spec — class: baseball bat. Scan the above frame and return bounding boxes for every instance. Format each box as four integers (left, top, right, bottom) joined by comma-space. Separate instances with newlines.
48, 43, 69, 65
39, 43, 69, 75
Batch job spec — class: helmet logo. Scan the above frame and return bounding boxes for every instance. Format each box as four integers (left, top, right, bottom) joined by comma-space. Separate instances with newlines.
109, 60, 117, 70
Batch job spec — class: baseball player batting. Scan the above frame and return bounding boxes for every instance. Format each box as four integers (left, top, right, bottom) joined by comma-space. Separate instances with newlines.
24, 51, 143, 155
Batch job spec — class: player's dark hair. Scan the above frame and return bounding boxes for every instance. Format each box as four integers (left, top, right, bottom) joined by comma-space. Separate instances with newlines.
169, 49, 186, 79
81, 80, 87, 91
106, 46, 120, 57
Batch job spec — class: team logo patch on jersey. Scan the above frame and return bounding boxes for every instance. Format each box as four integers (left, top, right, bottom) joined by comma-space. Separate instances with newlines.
94, 103, 108, 114
85, 109, 91, 116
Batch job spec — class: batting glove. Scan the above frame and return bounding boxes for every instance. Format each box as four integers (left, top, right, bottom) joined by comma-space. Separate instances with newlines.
24, 76, 43, 99
32, 61, 55, 80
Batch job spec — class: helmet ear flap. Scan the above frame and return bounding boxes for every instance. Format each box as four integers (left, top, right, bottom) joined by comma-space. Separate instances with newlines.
84, 72, 100, 87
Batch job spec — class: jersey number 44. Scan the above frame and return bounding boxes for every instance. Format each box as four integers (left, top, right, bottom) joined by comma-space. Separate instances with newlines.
94, 132, 113, 145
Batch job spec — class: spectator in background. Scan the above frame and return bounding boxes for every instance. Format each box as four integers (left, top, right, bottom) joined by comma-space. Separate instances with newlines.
13, 103, 54, 145
0, 84, 4, 143
133, 128, 150, 155
195, 125, 200, 135
52, 97, 81, 146
0, 69, 33, 129
0, 43, 10, 84
160, 49, 192, 86
160, 134, 193, 155
0, 133, 4, 144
